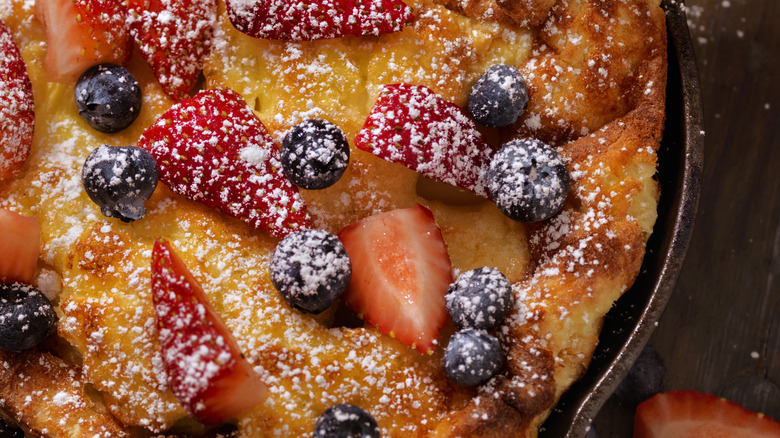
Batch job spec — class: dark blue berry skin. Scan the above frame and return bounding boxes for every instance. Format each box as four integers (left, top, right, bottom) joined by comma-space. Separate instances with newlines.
75, 64, 142, 133
314, 404, 380, 438
446, 267, 513, 332
488, 138, 570, 223
613, 344, 666, 407
468, 64, 529, 128
82, 145, 158, 222
281, 119, 350, 190
270, 229, 352, 314
443, 329, 503, 387
0, 283, 57, 352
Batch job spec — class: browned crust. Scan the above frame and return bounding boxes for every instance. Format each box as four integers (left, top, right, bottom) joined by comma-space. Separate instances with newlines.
0, 349, 129, 437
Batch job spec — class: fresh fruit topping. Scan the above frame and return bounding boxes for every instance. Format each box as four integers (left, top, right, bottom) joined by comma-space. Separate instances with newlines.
281, 119, 350, 190
634, 390, 780, 438
468, 64, 529, 128
314, 404, 380, 438
356, 84, 492, 198
82, 145, 158, 222
75, 64, 142, 133
443, 329, 503, 387
0, 208, 40, 284
270, 229, 352, 314
445, 267, 513, 332
151, 239, 266, 425
138, 88, 311, 238
226, 0, 414, 42
0, 283, 57, 352
0, 21, 34, 181
487, 138, 570, 222
35, 0, 131, 83
127, 0, 217, 100
338, 204, 452, 354
614, 345, 666, 407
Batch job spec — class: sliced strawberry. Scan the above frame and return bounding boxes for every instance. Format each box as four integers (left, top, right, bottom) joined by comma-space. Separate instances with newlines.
138, 88, 311, 238
151, 239, 266, 425
635, 390, 780, 438
338, 205, 452, 354
127, 0, 216, 101
35, 0, 131, 82
0, 208, 40, 284
355, 83, 493, 198
0, 21, 34, 181
226, 0, 414, 42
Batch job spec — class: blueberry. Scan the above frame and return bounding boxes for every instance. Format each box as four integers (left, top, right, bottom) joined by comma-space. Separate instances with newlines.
468, 64, 529, 128
0, 418, 24, 438
443, 329, 503, 387
0, 283, 57, 352
281, 119, 350, 190
613, 344, 666, 407
270, 229, 352, 314
75, 64, 142, 133
487, 138, 570, 222
82, 145, 158, 222
314, 404, 379, 438
446, 267, 513, 332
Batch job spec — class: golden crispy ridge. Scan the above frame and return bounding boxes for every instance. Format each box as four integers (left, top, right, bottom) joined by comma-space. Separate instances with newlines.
0, 0, 666, 436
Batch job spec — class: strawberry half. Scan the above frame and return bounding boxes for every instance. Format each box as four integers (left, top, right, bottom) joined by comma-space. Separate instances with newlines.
226, 0, 414, 42
0, 208, 40, 284
151, 239, 267, 425
338, 205, 452, 354
635, 390, 780, 438
35, 0, 131, 82
127, 0, 217, 101
138, 88, 310, 238
0, 21, 34, 181
355, 84, 493, 198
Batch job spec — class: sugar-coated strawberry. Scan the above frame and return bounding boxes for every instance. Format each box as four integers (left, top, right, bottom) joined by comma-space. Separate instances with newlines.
151, 239, 267, 425
35, 0, 131, 83
338, 205, 452, 354
138, 88, 311, 238
127, 0, 217, 101
355, 84, 493, 198
226, 0, 414, 42
634, 390, 780, 438
0, 21, 34, 182
0, 208, 40, 284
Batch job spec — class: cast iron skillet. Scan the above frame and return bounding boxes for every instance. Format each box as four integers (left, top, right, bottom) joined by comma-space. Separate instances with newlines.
538, 1, 704, 437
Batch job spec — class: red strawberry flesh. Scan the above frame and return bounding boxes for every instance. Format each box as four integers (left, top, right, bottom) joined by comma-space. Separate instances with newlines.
0, 20, 34, 181
338, 204, 452, 354
226, 0, 414, 42
35, 0, 131, 83
634, 390, 780, 438
138, 88, 311, 238
127, 0, 216, 101
0, 208, 40, 284
355, 83, 493, 198
151, 239, 266, 425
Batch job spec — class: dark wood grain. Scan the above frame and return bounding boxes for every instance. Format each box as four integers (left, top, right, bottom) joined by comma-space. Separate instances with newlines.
593, 0, 780, 435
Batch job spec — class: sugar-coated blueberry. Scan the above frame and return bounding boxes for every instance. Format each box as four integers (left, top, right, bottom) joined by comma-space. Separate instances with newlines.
314, 404, 380, 438
0, 283, 57, 352
468, 64, 529, 128
270, 229, 352, 314
443, 329, 503, 387
446, 267, 513, 332
75, 64, 142, 133
82, 145, 158, 222
281, 119, 350, 190
488, 138, 570, 222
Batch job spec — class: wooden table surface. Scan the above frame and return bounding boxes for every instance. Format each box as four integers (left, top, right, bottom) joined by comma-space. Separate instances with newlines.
593, 0, 780, 435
